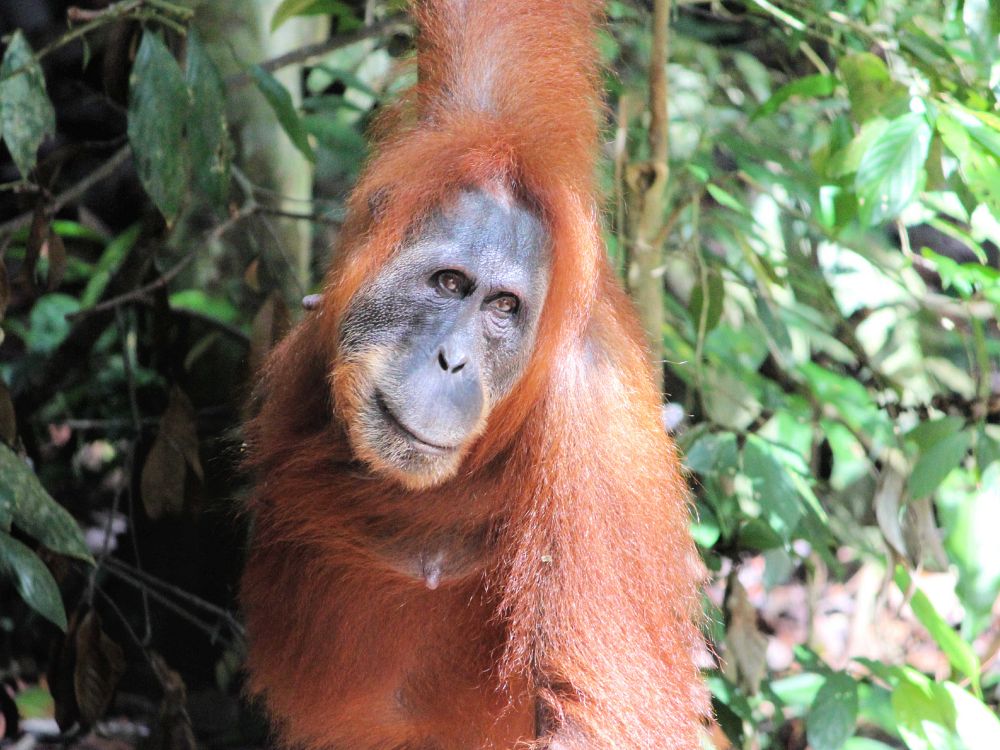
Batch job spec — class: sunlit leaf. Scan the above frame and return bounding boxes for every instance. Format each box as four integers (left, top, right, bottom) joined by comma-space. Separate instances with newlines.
753, 73, 836, 120
895, 568, 980, 695
907, 429, 970, 499
742, 436, 803, 542
940, 463, 1000, 631
807, 672, 858, 750
855, 113, 931, 226
839, 53, 907, 123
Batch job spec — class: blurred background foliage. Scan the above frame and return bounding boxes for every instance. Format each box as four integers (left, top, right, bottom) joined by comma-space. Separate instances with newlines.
0, 0, 999, 748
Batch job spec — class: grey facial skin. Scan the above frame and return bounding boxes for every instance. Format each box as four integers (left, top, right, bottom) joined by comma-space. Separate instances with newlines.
339, 188, 550, 485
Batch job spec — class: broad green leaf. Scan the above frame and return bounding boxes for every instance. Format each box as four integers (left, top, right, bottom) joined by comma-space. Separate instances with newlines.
185, 31, 231, 209
826, 117, 890, 178
843, 740, 896, 750
975, 425, 1000, 470
0, 31, 56, 177
169, 289, 240, 324
13, 686, 54, 719
892, 671, 1000, 750
895, 568, 980, 695
706, 184, 749, 215
80, 224, 141, 308
855, 113, 932, 226
807, 672, 859, 750
753, 73, 836, 119
26, 293, 80, 355
684, 431, 739, 476
128, 32, 190, 222
801, 363, 893, 446
742, 436, 803, 542
906, 416, 965, 453
737, 518, 784, 550
941, 463, 1000, 628
50, 220, 105, 242
770, 671, 825, 708
0, 443, 92, 563
838, 53, 907, 123
0, 530, 67, 629
943, 103, 1000, 162
271, 0, 359, 31
907, 429, 970, 499
687, 267, 725, 333
250, 65, 315, 162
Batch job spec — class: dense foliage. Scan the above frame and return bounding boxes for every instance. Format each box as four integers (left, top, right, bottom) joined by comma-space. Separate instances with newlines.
0, 0, 998, 748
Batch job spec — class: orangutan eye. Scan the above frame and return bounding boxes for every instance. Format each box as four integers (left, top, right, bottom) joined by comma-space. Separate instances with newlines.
489, 295, 520, 317
434, 270, 467, 296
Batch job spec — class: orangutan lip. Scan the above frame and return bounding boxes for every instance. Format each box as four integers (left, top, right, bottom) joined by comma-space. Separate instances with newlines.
375, 392, 459, 454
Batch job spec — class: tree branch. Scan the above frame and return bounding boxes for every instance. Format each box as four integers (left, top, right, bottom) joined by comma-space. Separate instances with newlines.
626, 0, 672, 392
0, 144, 132, 238
225, 18, 411, 91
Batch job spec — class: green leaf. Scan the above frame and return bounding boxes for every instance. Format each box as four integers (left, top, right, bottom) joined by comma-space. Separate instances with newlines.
907, 429, 970, 499
185, 30, 231, 209
0, 31, 56, 177
706, 183, 749, 215
895, 568, 980, 695
128, 31, 190, 223
0, 530, 67, 629
684, 431, 739, 476
169, 289, 239, 323
942, 462, 1000, 629
271, 0, 359, 31
839, 53, 908, 124
0, 443, 93, 563
742, 436, 803, 542
892, 671, 1000, 750
855, 113, 932, 226
26, 293, 80, 355
688, 267, 725, 333
941, 104, 1000, 162
250, 65, 315, 162
753, 73, 836, 119
905, 416, 965, 453
807, 672, 859, 750
80, 224, 141, 308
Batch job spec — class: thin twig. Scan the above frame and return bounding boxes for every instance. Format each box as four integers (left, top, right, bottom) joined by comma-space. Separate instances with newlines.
255, 206, 343, 226
225, 18, 411, 90
67, 250, 197, 320
104, 557, 245, 639
101, 563, 236, 646
0, 144, 131, 238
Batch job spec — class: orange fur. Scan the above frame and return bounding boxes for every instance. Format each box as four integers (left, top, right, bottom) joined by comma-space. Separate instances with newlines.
241, 1, 707, 747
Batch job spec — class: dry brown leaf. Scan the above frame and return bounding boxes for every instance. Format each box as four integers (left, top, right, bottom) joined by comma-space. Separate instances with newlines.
24, 203, 47, 291
73, 609, 126, 727
0, 379, 15, 445
141, 387, 202, 519
874, 461, 908, 561
46, 228, 66, 291
723, 574, 768, 694
146, 654, 197, 750
243, 257, 260, 293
